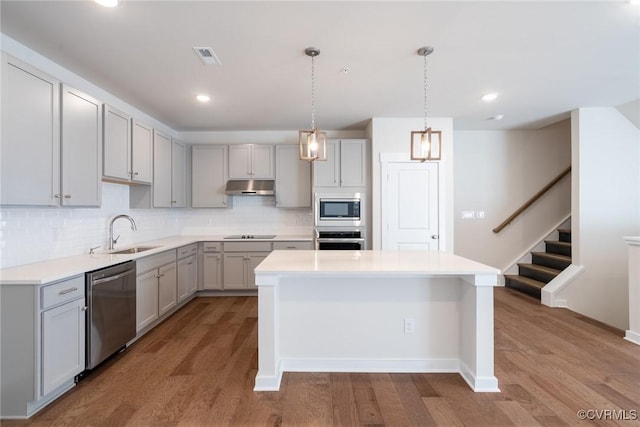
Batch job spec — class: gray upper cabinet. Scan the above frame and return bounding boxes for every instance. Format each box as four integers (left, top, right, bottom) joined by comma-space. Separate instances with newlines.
153, 130, 173, 207
131, 120, 153, 184
130, 133, 185, 209
103, 107, 153, 185
1, 54, 61, 206
1, 55, 102, 207
60, 85, 102, 206
275, 145, 311, 208
313, 139, 366, 188
103, 105, 131, 182
171, 139, 186, 208
228, 144, 274, 179
192, 145, 228, 208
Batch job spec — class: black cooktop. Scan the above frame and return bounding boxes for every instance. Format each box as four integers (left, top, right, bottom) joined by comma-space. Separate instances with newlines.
223, 235, 277, 239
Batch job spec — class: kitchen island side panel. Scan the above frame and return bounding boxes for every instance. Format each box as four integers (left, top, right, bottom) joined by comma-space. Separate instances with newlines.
278, 277, 461, 360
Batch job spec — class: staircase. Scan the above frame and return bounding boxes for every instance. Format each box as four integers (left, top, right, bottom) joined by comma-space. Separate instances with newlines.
505, 228, 572, 299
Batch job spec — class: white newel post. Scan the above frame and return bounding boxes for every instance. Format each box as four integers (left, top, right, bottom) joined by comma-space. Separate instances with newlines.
624, 237, 640, 346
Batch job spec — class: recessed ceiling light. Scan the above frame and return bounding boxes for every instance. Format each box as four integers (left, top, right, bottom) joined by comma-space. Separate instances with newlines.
482, 93, 498, 102
95, 0, 118, 7
196, 94, 210, 102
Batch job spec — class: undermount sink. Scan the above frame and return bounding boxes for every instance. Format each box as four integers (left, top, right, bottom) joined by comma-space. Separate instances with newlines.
111, 246, 159, 254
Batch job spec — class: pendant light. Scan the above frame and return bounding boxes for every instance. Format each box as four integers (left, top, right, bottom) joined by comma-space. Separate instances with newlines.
299, 47, 327, 162
410, 46, 441, 162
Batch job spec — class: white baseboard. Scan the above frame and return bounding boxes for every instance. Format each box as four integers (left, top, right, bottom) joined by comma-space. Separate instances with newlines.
254, 358, 501, 393
281, 358, 460, 373
459, 360, 500, 392
624, 330, 640, 346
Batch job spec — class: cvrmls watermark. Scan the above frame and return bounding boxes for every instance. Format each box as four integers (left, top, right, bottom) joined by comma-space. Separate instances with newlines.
577, 409, 638, 421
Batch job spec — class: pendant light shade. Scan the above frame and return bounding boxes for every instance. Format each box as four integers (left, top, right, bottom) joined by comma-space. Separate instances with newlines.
299, 47, 327, 162
410, 46, 441, 162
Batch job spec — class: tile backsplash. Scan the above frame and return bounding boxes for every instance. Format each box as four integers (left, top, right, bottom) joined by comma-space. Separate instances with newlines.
0, 183, 312, 269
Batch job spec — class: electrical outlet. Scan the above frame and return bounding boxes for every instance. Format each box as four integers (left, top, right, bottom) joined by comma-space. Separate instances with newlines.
404, 318, 415, 334
461, 211, 475, 219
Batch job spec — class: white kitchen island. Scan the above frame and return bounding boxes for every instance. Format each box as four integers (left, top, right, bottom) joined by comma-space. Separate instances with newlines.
254, 250, 501, 393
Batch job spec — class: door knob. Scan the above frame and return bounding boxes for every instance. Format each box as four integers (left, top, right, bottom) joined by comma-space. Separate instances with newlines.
431, 235, 439, 239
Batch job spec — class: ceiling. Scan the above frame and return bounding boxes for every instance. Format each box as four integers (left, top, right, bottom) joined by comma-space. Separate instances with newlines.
1, 1, 638, 132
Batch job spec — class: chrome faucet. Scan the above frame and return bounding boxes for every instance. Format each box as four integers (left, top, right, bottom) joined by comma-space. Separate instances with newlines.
108, 214, 137, 250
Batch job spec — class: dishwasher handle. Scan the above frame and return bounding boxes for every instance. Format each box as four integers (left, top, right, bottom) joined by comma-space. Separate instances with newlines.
91, 269, 134, 285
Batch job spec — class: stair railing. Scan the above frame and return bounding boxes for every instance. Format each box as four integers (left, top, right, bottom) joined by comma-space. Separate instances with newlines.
493, 166, 571, 233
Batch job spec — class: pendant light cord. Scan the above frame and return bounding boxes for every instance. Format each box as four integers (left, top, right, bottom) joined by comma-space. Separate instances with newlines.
423, 52, 428, 131
311, 54, 316, 130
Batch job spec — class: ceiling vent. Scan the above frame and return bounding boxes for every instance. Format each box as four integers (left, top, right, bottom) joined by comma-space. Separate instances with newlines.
193, 47, 221, 65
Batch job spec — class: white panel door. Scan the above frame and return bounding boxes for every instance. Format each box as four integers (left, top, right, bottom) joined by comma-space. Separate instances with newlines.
382, 162, 439, 250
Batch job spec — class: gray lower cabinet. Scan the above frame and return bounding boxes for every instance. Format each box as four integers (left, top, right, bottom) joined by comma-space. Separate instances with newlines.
202, 242, 223, 290
177, 244, 198, 302
222, 241, 271, 289
1, 275, 86, 418
135, 249, 177, 332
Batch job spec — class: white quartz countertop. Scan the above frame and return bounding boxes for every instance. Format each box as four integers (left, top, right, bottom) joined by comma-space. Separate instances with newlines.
255, 250, 501, 278
0, 234, 312, 285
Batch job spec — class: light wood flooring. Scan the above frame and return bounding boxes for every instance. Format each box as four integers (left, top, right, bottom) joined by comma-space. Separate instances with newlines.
4, 288, 640, 427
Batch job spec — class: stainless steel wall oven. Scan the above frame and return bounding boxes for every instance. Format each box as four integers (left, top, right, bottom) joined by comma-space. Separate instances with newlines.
315, 229, 365, 250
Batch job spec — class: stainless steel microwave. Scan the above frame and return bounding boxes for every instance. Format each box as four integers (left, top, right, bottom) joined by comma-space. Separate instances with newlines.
314, 193, 363, 227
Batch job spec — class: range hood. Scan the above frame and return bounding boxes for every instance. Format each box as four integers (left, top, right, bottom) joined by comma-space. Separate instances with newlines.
225, 179, 275, 196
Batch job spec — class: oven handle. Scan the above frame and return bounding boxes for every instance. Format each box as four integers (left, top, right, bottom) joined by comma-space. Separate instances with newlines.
315, 238, 365, 243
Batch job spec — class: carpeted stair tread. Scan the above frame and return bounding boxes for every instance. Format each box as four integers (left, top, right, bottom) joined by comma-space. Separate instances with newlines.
557, 228, 571, 234
517, 263, 562, 283
531, 252, 571, 262
505, 275, 546, 289
505, 275, 545, 299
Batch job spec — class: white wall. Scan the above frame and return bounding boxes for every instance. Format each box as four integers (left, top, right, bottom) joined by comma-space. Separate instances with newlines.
369, 117, 455, 252
558, 108, 640, 330
453, 121, 572, 270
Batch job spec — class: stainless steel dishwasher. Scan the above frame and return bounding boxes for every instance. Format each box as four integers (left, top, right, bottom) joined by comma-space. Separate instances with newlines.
85, 261, 136, 370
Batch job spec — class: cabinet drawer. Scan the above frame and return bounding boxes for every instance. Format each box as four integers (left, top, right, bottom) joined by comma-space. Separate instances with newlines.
202, 242, 221, 252
223, 241, 272, 252
178, 243, 198, 258
41, 275, 85, 310
273, 241, 313, 250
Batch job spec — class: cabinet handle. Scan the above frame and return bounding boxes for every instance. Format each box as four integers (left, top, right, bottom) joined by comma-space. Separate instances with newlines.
133, 172, 139, 176
157, 273, 165, 278
64, 194, 71, 199
58, 287, 78, 295
54, 194, 62, 199
171, 200, 177, 204
187, 261, 193, 265
286, 246, 296, 249
340, 180, 344, 184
